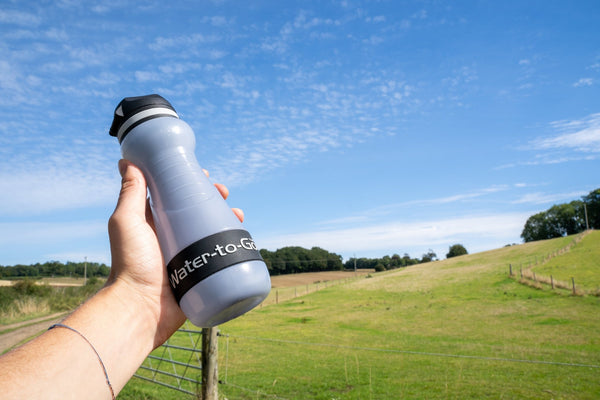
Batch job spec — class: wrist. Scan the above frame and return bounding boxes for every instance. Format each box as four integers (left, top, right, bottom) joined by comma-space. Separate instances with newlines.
106, 272, 186, 349
104, 277, 161, 338
62, 280, 158, 393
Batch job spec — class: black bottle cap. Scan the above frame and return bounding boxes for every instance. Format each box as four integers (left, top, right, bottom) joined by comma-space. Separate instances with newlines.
109, 94, 179, 143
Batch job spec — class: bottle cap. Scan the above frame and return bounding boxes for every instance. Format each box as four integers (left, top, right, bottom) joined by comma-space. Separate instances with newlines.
109, 94, 179, 143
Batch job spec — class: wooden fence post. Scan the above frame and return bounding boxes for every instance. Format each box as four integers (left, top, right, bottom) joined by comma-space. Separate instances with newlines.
572, 278, 576, 295
201, 327, 218, 400
551, 275, 554, 289
509, 264, 513, 276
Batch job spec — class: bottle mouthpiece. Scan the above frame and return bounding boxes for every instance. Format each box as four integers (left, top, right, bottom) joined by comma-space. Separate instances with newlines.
109, 94, 179, 142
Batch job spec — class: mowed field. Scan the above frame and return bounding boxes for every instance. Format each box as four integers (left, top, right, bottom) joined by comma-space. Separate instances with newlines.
270, 269, 373, 287
121, 231, 600, 400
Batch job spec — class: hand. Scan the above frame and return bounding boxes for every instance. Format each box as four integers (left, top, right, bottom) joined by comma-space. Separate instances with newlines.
107, 159, 243, 348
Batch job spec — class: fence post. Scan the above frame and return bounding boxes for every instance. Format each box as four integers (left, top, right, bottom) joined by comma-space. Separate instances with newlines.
201, 327, 218, 400
551, 275, 554, 289
509, 264, 513, 276
572, 278, 576, 295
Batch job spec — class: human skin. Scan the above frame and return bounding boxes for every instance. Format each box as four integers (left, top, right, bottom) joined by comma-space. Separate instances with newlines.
0, 160, 243, 399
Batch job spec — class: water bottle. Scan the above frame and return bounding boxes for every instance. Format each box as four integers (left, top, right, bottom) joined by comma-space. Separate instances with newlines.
109, 94, 271, 327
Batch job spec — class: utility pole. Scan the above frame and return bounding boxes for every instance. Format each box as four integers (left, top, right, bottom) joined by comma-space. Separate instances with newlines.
584, 203, 589, 230
84, 256, 87, 285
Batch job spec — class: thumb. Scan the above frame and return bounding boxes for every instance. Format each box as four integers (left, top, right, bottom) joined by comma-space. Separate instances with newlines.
114, 159, 148, 218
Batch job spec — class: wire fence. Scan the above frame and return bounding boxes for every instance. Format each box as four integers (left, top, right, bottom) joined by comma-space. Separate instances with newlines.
133, 241, 600, 399
260, 273, 369, 307
133, 322, 204, 397
131, 272, 372, 398
217, 332, 600, 400
509, 230, 599, 296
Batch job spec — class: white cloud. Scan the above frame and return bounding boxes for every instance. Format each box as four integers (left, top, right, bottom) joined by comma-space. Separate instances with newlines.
532, 113, 600, 153
0, 220, 110, 265
135, 70, 161, 82
573, 78, 594, 87
511, 191, 587, 205
0, 168, 119, 216
0, 9, 41, 26
257, 212, 528, 258
0, 221, 107, 246
149, 33, 221, 51
496, 154, 598, 169
363, 35, 384, 45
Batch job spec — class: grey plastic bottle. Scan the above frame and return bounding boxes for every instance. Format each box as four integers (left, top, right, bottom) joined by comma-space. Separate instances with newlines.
109, 94, 271, 327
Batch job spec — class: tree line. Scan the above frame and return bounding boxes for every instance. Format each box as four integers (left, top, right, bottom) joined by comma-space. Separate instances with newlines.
0, 261, 111, 279
260, 246, 344, 275
342, 244, 467, 273
3, 245, 470, 279
259, 246, 455, 275
521, 188, 599, 242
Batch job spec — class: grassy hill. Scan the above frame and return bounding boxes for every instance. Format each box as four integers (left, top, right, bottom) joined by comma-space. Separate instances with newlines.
122, 232, 600, 399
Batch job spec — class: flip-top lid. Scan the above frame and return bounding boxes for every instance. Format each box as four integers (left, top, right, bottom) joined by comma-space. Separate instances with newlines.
109, 94, 179, 143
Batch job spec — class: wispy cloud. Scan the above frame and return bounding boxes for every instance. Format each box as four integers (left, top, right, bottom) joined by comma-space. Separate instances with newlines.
573, 78, 594, 87
0, 169, 119, 216
0, 221, 106, 246
258, 212, 528, 258
0, 220, 109, 265
511, 191, 587, 205
532, 113, 600, 153
499, 113, 600, 169
0, 9, 41, 26
149, 33, 222, 51
317, 186, 511, 228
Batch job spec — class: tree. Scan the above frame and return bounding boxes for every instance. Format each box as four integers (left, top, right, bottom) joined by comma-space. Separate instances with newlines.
446, 244, 468, 258
420, 249, 437, 263
521, 199, 588, 242
521, 211, 553, 242
582, 188, 600, 229
260, 246, 343, 275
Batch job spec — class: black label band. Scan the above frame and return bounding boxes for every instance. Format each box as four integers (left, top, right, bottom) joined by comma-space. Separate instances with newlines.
166, 229, 264, 304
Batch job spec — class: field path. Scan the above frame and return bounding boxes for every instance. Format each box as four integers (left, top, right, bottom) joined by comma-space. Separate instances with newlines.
0, 312, 67, 354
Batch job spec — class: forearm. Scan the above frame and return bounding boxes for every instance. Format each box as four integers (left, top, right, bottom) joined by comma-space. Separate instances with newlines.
0, 280, 157, 399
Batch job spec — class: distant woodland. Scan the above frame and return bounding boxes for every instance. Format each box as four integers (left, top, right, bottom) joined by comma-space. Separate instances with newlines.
0, 261, 110, 279
6, 188, 594, 278
1, 246, 438, 278
521, 188, 599, 242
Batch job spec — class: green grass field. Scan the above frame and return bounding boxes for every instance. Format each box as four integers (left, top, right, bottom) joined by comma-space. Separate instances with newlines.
121, 232, 600, 399
532, 230, 600, 291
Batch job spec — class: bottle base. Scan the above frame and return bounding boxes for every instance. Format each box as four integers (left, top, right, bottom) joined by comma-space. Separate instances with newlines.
178, 260, 271, 327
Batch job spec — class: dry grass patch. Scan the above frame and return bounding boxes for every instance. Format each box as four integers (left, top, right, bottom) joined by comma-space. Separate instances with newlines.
270, 270, 373, 288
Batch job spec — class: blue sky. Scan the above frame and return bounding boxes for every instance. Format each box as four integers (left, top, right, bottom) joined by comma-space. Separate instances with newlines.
0, 0, 599, 266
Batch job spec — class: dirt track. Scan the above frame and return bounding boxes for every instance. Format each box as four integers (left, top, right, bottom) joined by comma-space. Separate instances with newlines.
0, 313, 67, 354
